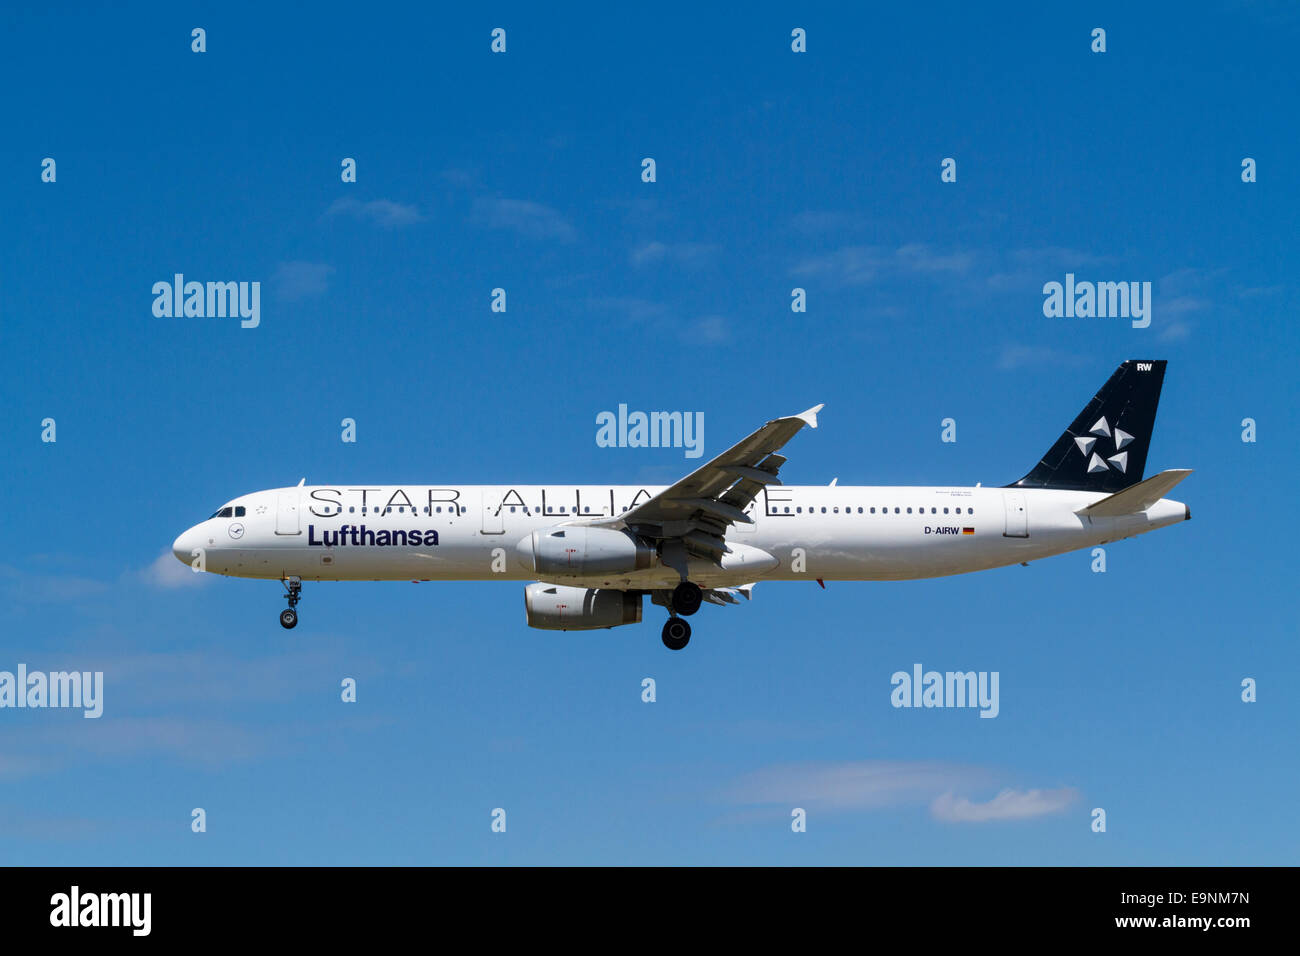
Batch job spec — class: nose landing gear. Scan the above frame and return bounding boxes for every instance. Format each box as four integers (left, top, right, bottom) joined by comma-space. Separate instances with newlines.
280, 576, 302, 629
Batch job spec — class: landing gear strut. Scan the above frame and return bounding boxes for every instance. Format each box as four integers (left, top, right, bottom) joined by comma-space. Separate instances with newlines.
280, 577, 301, 629
661, 616, 691, 651
671, 581, 702, 616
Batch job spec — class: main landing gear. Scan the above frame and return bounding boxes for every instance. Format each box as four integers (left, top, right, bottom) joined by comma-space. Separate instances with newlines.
670, 581, 702, 616
660, 580, 702, 650
280, 576, 302, 629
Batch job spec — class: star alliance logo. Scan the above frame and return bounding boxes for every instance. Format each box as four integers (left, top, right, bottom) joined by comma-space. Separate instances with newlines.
1075, 416, 1134, 474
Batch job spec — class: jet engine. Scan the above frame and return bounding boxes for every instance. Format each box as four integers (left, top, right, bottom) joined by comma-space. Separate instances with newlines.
517, 526, 656, 577
524, 582, 643, 630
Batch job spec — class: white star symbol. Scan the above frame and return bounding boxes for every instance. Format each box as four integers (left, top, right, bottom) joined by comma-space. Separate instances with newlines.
1077, 419, 1136, 473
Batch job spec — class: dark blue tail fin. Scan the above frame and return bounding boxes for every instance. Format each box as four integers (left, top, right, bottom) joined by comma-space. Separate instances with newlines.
1007, 360, 1167, 494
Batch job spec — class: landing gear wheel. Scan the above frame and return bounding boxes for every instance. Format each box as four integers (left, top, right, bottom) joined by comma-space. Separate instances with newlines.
671, 581, 703, 616
661, 617, 691, 650
280, 576, 302, 630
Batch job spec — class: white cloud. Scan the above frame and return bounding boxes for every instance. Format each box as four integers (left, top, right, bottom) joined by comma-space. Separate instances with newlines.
791, 243, 972, 287
725, 760, 1077, 826
630, 240, 718, 268
590, 297, 730, 345
791, 245, 884, 285
325, 197, 424, 227
996, 344, 1086, 371
895, 243, 975, 274
690, 315, 729, 342
729, 760, 990, 812
143, 549, 208, 589
987, 247, 1116, 292
472, 197, 576, 241
1160, 295, 1210, 316
930, 787, 1078, 823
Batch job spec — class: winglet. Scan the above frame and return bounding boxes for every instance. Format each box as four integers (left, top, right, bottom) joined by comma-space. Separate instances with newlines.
795, 403, 825, 429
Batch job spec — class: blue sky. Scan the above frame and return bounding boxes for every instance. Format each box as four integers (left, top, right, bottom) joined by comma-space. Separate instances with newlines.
1, 1, 1296, 864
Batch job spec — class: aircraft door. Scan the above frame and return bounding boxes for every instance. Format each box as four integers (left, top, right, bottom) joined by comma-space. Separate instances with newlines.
481, 488, 505, 535
276, 490, 301, 535
1002, 491, 1028, 538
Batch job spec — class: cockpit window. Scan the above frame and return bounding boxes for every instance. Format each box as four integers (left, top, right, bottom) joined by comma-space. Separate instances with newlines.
208, 505, 247, 519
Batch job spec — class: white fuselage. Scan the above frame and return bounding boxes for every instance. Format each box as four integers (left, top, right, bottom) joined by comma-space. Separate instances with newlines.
171, 483, 1189, 588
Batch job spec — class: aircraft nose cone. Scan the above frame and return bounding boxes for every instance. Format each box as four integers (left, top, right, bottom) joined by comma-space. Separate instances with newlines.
172, 528, 197, 566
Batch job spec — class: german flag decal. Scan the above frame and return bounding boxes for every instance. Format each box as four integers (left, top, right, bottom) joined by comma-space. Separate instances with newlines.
962, 527, 975, 535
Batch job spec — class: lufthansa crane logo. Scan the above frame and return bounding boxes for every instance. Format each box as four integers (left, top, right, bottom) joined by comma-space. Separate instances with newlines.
228, 523, 245, 540
1074, 416, 1134, 474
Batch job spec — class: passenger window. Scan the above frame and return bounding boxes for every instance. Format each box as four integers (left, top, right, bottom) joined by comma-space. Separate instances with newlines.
821, 507, 827, 513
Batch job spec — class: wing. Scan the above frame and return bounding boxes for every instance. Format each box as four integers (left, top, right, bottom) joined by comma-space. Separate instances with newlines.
588, 404, 824, 565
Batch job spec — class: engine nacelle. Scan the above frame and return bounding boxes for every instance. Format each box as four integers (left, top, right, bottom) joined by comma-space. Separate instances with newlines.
524, 583, 643, 630
517, 526, 656, 577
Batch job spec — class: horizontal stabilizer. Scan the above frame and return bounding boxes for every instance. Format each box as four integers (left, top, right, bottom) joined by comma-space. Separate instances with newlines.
1077, 469, 1193, 517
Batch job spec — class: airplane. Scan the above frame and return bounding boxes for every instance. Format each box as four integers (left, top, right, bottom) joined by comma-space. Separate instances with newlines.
172, 359, 1190, 650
